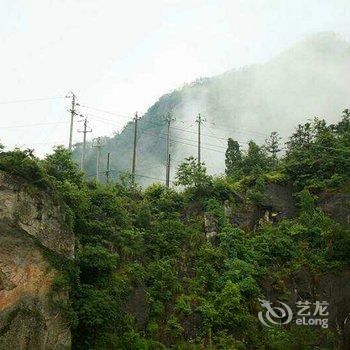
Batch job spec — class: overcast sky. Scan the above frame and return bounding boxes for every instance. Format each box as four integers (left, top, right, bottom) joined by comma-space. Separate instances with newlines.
1, 0, 350, 156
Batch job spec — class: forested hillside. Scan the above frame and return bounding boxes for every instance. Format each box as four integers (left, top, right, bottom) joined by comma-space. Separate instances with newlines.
1, 111, 350, 349
72, 32, 350, 185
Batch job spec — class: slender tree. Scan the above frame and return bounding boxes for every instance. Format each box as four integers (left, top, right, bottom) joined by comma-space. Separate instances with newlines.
225, 138, 243, 178
264, 131, 282, 167
243, 141, 270, 175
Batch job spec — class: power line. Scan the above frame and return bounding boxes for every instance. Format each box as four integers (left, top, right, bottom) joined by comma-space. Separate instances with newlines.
4, 97, 345, 175
140, 130, 226, 153
76, 109, 265, 142
78, 113, 231, 150
85, 113, 132, 125
138, 119, 258, 146
83, 112, 350, 157
284, 143, 350, 154
140, 118, 266, 139
0, 116, 218, 155
171, 156, 224, 172
0, 96, 66, 105
133, 172, 166, 182
0, 121, 67, 129
208, 121, 267, 137
87, 169, 166, 183
77, 104, 132, 120
79, 104, 266, 137
77, 110, 263, 150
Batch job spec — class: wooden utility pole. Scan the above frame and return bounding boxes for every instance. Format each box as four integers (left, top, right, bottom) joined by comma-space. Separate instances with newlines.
131, 112, 140, 184
94, 137, 103, 182
105, 152, 111, 183
78, 117, 92, 172
165, 112, 175, 188
196, 113, 205, 165
68, 92, 77, 150
167, 153, 171, 187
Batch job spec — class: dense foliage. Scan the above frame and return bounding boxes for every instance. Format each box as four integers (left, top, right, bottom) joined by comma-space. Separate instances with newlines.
0, 112, 349, 349
225, 111, 350, 191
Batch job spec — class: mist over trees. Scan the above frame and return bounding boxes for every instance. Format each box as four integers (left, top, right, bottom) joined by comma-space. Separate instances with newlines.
73, 32, 350, 185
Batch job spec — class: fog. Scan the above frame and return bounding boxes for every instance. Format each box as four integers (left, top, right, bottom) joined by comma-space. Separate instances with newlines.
167, 32, 350, 175
1, 1, 350, 160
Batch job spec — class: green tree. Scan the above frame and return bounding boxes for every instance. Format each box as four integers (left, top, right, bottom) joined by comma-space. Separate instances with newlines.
286, 122, 313, 152
335, 109, 350, 134
225, 138, 243, 178
264, 131, 281, 167
175, 156, 212, 188
0, 148, 48, 187
283, 116, 350, 189
242, 141, 270, 176
43, 146, 83, 185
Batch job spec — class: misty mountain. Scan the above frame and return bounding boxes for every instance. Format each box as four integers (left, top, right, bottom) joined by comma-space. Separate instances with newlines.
73, 32, 350, 185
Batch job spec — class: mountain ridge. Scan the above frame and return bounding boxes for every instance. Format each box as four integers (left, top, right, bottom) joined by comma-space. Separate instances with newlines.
73, 32, 350, 184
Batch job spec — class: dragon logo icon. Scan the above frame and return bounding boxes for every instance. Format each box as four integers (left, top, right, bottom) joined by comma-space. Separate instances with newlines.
258, 299, 293, 327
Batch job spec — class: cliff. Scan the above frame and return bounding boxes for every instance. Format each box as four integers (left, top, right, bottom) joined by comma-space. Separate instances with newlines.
0, 170, 74, 349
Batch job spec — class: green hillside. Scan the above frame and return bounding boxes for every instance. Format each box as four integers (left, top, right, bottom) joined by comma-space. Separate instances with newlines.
72, 32, 350, 185
1, 111, 350, 349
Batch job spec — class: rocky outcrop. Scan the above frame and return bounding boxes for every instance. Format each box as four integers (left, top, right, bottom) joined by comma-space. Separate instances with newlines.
319, 192, 350, 229
121, 284, 149, 330
0, 171, 74, 349
0, 171, 74, 258
229, 182, 297, 231
204, 213, 218, 239
261, 268, 350, 348
230, 203, 265, 231
261, 182, 298, 219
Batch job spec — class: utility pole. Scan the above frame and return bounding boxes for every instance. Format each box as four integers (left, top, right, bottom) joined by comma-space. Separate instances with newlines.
131, 112, 140, 184
77, 117, 92, 172
165, 112, 175, 188
167, 153, 171, 187
93, 137, 103, 182
196, 113, 205, 165
68, 92, 77, 150
105, 152, 111, 184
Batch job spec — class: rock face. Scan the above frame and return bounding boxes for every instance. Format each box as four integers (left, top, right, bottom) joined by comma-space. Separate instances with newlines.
319, 192, 350, 229
262, 269, 350, 348
204, 212, 218, 239
231, 203, 265, 231
262, 182, 298, 219
0, 171, 74, 349
229, 182, 298, 231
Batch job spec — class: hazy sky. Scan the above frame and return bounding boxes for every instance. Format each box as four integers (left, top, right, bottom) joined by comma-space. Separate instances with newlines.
1, 0, 350, 156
